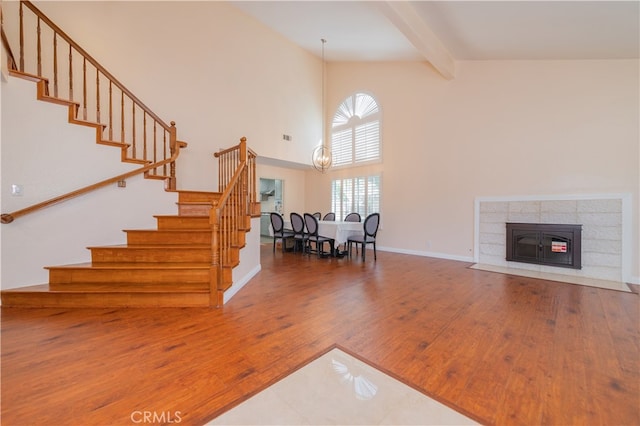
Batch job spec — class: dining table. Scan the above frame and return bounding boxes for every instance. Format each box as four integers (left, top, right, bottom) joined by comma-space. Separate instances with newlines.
271, 219, 363, 257
317, 220, 363, 250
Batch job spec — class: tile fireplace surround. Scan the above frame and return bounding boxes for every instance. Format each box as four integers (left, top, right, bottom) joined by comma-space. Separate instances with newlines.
474, 194, 632, 285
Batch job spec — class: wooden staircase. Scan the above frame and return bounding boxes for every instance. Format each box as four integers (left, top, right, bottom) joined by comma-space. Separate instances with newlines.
2, 2, 259, 307
0, 191, 252, 308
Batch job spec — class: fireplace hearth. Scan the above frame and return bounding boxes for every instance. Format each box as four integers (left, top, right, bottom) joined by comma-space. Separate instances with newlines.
506, 223, 582, 269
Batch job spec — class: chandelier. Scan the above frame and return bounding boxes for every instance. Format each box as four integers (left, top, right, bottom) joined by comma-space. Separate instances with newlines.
312, 38, 332, 173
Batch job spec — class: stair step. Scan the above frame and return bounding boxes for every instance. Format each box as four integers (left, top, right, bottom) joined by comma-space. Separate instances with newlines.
1, 284, 210, 308
46, 262, 210, 284
124, 229, 211, 245
68, 116, 104, 129
89, 244, 211, 263
98, 140, 129, 148
145, 173, 170, 180
155, 215, 210, 229
123, 157, 151, 165
49, 281, 209, 292
178, 190, 221, 203
9, 69, 45, 82
177, 202, 212, 216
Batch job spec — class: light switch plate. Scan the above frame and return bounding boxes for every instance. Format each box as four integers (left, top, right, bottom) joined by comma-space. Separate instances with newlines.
11, 184, 23, 196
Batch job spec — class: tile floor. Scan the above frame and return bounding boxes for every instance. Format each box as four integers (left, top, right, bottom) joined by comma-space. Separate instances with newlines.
207, 348, 477, 425
470, 263, 632, 292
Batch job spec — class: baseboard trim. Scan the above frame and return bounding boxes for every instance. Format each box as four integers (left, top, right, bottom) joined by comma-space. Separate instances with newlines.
378, 246, 474, 263
224, 264, 262, 304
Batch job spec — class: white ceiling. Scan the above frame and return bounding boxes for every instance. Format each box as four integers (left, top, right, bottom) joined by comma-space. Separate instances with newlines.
229, 1, 640, 64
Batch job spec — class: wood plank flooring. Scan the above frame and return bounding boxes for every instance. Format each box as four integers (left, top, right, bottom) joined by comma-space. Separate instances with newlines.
2, 243, 638, 425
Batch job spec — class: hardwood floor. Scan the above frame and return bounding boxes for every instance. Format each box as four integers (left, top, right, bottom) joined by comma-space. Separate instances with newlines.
2, 243, 638, 425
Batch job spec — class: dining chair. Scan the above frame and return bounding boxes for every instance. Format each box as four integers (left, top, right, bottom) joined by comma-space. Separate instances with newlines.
312, 212, 322, 220
347, 213, 380, 261
322, 212, 336, 221
304, 213, 335, 258
270, 212, 294, 253
344, 212, 361, 222
289, 212, 308, 254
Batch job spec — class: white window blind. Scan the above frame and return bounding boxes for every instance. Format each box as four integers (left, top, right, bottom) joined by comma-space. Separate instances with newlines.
355, 121, 380, 163
331, 129, 352, 167
331, 175, 381, 220
367, 175, 381, 214
331, 93, 381, 167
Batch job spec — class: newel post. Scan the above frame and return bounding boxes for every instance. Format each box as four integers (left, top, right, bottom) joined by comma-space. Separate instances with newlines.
168, 121, 178, 190
239, 137, 247, 163
239, 137, 249, 218
210, 200, 221, 307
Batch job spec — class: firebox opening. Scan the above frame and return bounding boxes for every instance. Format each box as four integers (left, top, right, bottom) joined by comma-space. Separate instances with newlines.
506, 223, 582, 269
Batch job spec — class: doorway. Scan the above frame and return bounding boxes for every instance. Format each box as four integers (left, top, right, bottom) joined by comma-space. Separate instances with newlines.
259, 178, 283, 237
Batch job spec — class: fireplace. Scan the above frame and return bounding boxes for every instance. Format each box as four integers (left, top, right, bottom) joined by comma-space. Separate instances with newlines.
506, 223, 582, 269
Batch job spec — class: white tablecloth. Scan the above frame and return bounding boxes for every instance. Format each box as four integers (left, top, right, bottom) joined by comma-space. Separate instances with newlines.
317, 221, 362, 245
271, 220, 362, 245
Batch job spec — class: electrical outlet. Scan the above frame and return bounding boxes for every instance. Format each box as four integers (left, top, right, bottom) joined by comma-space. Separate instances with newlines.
117, 180, 126, 188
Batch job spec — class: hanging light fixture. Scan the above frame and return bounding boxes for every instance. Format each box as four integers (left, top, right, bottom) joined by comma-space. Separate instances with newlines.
312, 38, 332, 173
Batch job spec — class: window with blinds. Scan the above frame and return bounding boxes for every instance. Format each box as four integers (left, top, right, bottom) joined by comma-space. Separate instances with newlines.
331, 175, 381, 221
331, 93, 381, 167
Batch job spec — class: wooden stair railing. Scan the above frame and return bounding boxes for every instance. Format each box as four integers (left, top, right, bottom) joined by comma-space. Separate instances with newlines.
1, 9, 18, 70
210, 138, 256, 306
209, 137, 256, 306
215, 138, 260, 217
1, 1, 186, 223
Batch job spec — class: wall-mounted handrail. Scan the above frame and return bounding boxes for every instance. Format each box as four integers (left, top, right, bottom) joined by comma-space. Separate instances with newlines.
1, 159, 170, 224
1, 126, 185, 224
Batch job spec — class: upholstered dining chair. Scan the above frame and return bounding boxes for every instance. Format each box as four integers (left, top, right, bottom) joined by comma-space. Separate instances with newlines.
304, 213, 335, 258
344, 212, 361, 222
322, 212, 336, 221
270, 212, 294, 253
289, 212, 308, 254
347, 213, 380, 261
312, 212, 322, 220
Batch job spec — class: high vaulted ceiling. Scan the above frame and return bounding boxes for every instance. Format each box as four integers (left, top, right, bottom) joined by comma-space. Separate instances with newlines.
229, 1, 640, 79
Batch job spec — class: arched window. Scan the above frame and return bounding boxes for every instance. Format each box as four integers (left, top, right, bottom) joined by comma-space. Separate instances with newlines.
331, 92, 381, 167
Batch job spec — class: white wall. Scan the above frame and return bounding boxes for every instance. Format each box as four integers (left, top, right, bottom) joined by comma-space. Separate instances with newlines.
2, 78, 138, 211
227, 217, 261, 304
306, 60, 639, 281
